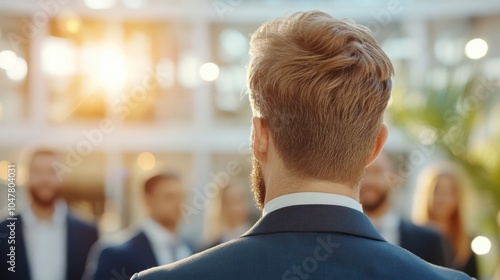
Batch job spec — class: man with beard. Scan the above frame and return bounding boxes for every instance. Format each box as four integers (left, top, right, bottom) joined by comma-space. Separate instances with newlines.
360, 152, 449, 266
91, 173, 192, 280
0, 149, 98, 280
132, 11, 471, 280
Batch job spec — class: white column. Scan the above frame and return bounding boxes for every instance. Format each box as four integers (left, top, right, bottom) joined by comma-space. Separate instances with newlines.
28, 22, 49, 130
182, 18, 214, 243
191, 18, 214, 130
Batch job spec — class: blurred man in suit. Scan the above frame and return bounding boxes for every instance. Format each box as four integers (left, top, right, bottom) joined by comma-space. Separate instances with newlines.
0, 149, 98, 280
92, 173, 192, 280
360, 152, 450, 266
132, 11, 471, 280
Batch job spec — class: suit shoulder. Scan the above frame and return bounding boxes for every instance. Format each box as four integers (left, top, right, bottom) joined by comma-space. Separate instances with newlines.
401, 219, 442, 240
132, 238, 247, 279
132, 234, 472, 280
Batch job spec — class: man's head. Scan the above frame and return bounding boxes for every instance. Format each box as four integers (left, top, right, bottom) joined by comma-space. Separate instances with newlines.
248, 11, 393, 208
220, 184, 250, 228
359, 152, 394, 215
28, 149, 63, 207
143, 173, 185, 230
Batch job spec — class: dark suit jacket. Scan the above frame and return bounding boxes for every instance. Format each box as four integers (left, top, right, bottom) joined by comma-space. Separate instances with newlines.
92, 231, 159, 280
0, 214, 98, 280
459, 252, 478, 278
132, 205, 471, 280
399, 219, 448, 267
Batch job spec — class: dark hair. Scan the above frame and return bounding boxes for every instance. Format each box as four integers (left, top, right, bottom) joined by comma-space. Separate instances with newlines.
144, 172, 180, 194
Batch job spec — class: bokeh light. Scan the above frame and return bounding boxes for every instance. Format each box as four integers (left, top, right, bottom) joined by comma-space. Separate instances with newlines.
434, 38, 463, 65
95, 46, 128, 93
84, 0, 117, 9
6, 57, 28, 81
41, 37, 77, 77
0, 50, 17, 70
60, 11, 82, 34
465, 38, 488, 60
137, 152, 156, 170
471, 236, 492, 255
123, 0, 144, 9
215, 65, 245, 111
199, 62, 220, 82
219, 29, 248, 61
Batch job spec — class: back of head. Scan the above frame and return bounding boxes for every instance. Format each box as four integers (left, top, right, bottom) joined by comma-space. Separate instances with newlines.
248, 11, 394, 186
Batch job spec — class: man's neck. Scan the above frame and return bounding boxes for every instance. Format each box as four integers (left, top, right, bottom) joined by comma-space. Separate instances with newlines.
31, 202, 56, 220
264, 179, 359, 206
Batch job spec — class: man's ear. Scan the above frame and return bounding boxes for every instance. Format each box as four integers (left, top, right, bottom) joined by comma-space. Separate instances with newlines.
251, 117, 269, 162
365, 123, 388, 167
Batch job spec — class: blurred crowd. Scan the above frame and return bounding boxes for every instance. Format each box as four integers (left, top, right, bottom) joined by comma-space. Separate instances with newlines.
0, 148, 480, 279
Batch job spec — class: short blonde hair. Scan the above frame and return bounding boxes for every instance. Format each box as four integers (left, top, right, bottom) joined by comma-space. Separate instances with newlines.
248, 11, 394, 186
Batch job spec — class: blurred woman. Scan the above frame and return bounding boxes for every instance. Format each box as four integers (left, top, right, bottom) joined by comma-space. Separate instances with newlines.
200, 183, 251, 250
413, 164, 478, 278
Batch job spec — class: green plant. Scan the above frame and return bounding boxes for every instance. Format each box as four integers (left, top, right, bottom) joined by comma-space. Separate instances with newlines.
387, 70, 500, 276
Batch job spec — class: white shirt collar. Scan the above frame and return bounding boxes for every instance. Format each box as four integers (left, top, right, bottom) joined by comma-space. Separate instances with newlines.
22, 200, 67, 227
142, 218, 177, 246
262, 192, 363, 216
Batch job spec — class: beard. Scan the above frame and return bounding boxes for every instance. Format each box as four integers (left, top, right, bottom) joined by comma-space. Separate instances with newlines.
251, 157, 266, 210
29, 187, 61, 208
360, 186, 389, 213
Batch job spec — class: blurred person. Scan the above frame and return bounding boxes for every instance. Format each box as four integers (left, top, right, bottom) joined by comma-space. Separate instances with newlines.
413, 164, 478, 278
201, 183, 251, 250
0, 149, 99, 280
360, 152, 448, 266
92, 173, 192, 280
132, 11, 470, 280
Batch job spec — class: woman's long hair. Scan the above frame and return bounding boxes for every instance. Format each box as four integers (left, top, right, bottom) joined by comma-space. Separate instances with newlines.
412, 163, 471, 266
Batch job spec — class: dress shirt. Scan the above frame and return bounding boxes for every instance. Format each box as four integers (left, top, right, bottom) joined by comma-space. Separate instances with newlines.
369, 211, 401, 245
262, 192, 363, 216
22, 200, 67, 280
142, 218, 191, 265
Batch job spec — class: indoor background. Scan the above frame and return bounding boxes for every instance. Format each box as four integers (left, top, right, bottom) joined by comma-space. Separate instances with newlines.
0, 0, 499, 278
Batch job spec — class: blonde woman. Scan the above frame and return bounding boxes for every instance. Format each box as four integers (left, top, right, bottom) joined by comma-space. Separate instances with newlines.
413, 164, 478, 278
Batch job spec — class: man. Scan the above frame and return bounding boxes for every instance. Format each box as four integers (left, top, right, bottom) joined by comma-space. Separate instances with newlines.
0, 149, 98, 280
132, 11, 471, 280
92, 173, 192, 280
360, 152, 450, 266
